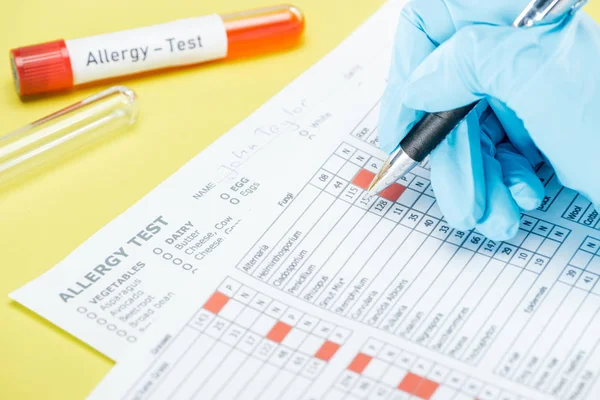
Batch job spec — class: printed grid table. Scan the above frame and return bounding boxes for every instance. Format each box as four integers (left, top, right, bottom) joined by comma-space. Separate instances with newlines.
122, 277, 351, 400
494, 236, 600, 399
326, 337, 525, 400
562, 193, 600, 232
236, 142, 571, 367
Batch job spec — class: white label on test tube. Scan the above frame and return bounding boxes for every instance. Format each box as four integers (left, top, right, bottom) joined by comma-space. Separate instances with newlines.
65, 15, 227, 85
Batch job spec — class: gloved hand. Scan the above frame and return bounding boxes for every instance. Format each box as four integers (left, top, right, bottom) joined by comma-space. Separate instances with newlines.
378, 0, 600, 240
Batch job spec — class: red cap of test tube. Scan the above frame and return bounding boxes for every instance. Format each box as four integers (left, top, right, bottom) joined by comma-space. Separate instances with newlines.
10, 40, 74, 97
10, 5, 305, 97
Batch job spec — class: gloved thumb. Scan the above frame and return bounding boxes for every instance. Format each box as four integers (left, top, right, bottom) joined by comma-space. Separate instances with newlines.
400, 23, 554, 113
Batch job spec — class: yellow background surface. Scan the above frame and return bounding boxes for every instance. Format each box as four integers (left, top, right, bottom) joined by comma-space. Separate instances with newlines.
1, 1, 600, 399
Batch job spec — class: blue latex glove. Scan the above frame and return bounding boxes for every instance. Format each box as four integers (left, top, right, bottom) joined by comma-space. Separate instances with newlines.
379, 0, 600, 240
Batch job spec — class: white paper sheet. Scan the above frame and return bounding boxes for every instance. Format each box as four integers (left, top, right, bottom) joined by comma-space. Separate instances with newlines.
9, 0, 394, 361
86, 1, 600, 399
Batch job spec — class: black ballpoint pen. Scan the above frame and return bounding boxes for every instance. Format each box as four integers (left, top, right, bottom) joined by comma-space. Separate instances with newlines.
367, 0, 588, 196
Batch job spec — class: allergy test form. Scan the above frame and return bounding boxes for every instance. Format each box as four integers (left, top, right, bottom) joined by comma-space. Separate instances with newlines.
9, 1, 383, 360
82, 1, 600, 399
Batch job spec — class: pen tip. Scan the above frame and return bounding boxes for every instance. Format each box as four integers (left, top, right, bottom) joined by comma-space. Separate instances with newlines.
366, 177, 379, 196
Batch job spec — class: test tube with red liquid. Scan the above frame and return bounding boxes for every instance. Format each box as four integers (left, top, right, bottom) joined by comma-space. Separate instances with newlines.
10, 5, 305, 97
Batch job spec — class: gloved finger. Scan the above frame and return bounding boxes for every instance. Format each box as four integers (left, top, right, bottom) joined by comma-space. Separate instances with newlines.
400, 24, 550, 113
469, 118, 522, 240
478, 105, 506, 146
474, 151, 522, 241
378, 0, 455, 153
480, 109, 544, 208
431, 105, 522, 240
487, 99, 544, 167
496, 142, 545, 211
429, 110, 486, 231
